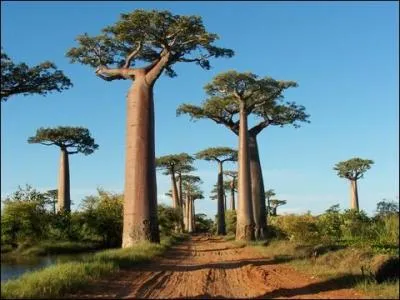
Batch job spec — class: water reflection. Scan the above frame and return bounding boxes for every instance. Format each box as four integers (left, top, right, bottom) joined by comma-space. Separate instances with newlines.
1, 252, 94, 282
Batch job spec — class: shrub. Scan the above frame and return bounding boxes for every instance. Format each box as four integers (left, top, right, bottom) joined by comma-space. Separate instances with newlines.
270, 214, 321, 244
225, 210, 237, 235
158, 204, 183, 235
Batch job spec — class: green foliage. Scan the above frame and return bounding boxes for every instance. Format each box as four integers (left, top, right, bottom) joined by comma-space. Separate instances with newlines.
28, 126, 99, 155
157, 204, 183, 235
376, 200, 399, 217
334, 157, 374, 180
269, 199, 287, 216
270, 214, 321, 244
1, 50, 72, 101
225, 210, 237, 235
80, 189, 123, 247
1, 185, 50, 246
194, 213, 213, 233
316, 204, 342, 243
177, 71, 309, 136
195, 147, 237, 162
67, 9, 234, 76
156, 153, 194, 175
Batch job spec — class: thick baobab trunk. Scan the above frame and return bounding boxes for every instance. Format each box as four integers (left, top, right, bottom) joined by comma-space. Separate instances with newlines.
236, 105, 255, 241
170, 170, 179, 208
350, 180, 359, 211
248, 134, 267, 240
57, 148, 70, 212
217, 162, 226, 235
230, 179, 236, 210
122, 78, 159, 247
185, 194, 190, 231
188, 197, 194, 233
192, 200, 196, 232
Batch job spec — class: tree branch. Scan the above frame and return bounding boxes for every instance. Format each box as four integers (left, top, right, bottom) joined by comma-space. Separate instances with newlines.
123, 41, 142, 68
145, 50, 171, 84
249, 119, 270, 136
95, 66, 133, 81
39, 142, 55, 146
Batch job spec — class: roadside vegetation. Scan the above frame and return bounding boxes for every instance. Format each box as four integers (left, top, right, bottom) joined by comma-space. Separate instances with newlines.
222, 201, 399, 299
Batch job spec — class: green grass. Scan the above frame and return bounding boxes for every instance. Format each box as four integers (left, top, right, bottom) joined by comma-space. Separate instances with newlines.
20, 240, 103, 256
251, 239, 399, 299
1, 233, 187, 299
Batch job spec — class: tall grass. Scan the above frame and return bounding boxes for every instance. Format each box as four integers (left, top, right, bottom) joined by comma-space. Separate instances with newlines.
1, 233, 187, 299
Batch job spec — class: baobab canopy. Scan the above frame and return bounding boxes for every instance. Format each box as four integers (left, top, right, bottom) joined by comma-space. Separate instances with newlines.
66, 10, 234, 79
27, 126, 99, 154
1, 51, 72, 102
334, 157, 374, 180
177, 70, 310, 134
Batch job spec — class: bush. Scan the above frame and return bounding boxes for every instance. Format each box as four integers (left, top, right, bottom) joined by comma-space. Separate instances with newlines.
225, 210, 237, 235
195, 213, 213, 233
158, 204, 183, 235
270, 214, 321, 244
317, 204, 342, 243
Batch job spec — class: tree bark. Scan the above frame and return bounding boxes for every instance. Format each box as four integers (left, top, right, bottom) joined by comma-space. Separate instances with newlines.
192, 200, 196, 232
230, 179, 236, 211
57, 148, 70, 213
188, 196, 193, 233
170, 169, 179, 208
236, 104, 255, 241
248, 134, 267, 240
185, 194, 190, 232
350, 179, 359, 211
122, 77, 159, 247
217, 162, 226, 235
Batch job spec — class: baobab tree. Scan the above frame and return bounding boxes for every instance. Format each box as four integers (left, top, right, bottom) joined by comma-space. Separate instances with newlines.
177, 71, 309, 240
1, 50, 72, 102
265, 189, 276, 216
334, 158, 374, 211
224, 170, 238, 210
269, 199, 286, 216
156, 153, 194, 208
181, 174, 203, 232
67, 10, 233, 246
28, 127, 98, 212
195, 147, 237, 235
209, 180, 231, 210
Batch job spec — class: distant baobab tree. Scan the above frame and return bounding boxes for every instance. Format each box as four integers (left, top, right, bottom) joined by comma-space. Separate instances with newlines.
28, 126, 98, 212
334, 157, 374, 211
195, 147, 237, 235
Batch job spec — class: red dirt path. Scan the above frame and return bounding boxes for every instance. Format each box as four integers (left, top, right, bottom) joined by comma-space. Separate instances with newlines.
69, 235, 367, 299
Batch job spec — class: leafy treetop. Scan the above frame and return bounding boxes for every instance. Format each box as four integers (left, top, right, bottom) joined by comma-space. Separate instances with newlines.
156, 153, 194, 175
28, 126, 99, 155
333, 158, 374, 181
66, 10, 234, 81
1, 50, 72, 102
224, 170, 238, 179
265, 189, 276, 200
269, 199, 287, 208
195, 147, 237, 163
177, 70, 309, 136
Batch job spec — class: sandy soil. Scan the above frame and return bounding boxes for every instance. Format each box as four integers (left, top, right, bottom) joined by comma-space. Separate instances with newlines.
69, 235, 367, 299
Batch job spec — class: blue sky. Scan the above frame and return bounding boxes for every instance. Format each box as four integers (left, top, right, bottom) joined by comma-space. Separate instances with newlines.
1, 1, 398, 218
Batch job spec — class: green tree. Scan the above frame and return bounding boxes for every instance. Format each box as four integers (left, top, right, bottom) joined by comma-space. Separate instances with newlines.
177, 71, 309, 240
44, 189, 58, 214
28, 127, 98, 212
269, 199, 287, 216
224, 170, 238, 210
181, 174, 203, 232
375, 199, 399, 217
1, 185, 49, 246
265, 189, 276, 216
81, 189, 123, 247
157, 204, 183, 236
156, 153, 194, 209
1, 50, 72, 101
334, 158, 374, 211
317, 204, 342, 243
195, 147, 237, 235
195, 213, 213, 233
67, 9, 233, 246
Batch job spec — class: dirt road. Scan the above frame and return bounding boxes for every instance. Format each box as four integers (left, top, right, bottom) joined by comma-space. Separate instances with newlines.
71, 235, 366, 299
